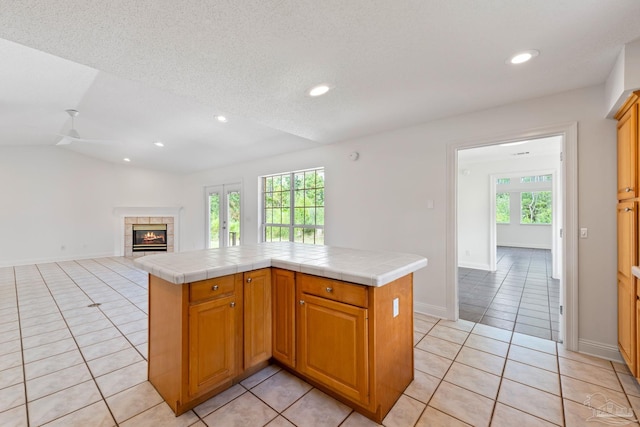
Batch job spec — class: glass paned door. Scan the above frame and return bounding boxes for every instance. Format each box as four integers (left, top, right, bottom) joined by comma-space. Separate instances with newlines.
206, 183, 241, 248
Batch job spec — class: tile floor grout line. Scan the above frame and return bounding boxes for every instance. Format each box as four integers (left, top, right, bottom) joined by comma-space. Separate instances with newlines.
31, 262, 120, 426
60, 260, 148, 361
11, 266, 32, 427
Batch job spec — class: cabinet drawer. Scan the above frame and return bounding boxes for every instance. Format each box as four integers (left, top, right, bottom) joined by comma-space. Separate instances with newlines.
190, 275, 236, 303
298, 273, 368, 308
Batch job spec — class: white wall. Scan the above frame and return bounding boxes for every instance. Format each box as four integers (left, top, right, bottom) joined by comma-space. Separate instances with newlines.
180, 84, 617, 353
458, 155, 559, 270
0, 83, 618, 356
0, 146, 183, 266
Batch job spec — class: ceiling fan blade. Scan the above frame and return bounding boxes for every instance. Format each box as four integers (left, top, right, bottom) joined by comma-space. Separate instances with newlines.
54, 133, 120, 145
55, 136, 73, 145
74, 138, 121, 145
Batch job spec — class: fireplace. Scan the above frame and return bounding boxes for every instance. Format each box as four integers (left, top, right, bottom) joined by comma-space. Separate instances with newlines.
132, 224, 167, 252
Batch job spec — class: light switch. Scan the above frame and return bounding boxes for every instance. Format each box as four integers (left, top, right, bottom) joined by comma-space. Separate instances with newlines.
393, 298, 399, 317
580, 228, 588, 239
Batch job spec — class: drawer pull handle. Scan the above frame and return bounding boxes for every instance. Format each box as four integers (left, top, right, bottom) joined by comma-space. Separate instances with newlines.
247, 277, 252, 283
626, 187, 633, 192
326, 287, 333, 293
212, 285, 219, 291
625, 207, 633, 212
299, 300, 305, 305
230, 302, 236, 308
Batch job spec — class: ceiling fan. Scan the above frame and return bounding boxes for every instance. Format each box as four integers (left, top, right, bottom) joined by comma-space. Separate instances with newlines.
56, 109, 117, 145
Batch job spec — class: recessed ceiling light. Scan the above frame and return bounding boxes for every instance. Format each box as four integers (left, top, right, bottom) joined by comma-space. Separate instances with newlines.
309, 84, 331, 97
123, 158, 131, 162
215, 115, 228, 123
507, 50, 539, 65
153, 141, 164, 147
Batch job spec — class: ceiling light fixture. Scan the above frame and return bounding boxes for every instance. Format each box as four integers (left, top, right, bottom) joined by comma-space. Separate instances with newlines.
309, 84, 331, 97
153, 141, 164, 147
215, 115, 228, 123
508, 50, 539, 65
123, 158, 131, 162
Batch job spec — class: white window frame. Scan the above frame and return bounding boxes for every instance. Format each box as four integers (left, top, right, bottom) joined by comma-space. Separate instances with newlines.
260, 167, 325, 245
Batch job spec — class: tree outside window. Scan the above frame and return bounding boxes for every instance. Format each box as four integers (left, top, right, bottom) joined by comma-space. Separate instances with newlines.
263, 168, 324, 245
496, 192, 510, 223
521, 191, 552, 224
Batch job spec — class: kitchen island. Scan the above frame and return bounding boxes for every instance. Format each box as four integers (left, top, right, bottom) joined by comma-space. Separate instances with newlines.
134, 242, 428, 422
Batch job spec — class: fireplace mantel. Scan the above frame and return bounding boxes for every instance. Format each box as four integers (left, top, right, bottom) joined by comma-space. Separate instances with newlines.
113, 206, 182, 256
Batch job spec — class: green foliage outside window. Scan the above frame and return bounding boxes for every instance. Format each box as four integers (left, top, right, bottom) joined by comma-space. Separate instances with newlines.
521, 191, 552, 224
263, 169, 324, 244
209, 194, 220, 248
496, 193, 510, 223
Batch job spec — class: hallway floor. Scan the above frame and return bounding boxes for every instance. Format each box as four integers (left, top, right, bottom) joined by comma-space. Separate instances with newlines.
458, 247, 560, 341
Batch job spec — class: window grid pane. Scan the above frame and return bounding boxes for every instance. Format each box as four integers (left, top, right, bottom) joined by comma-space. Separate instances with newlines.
262, 168, 324, 245
521, 191, 552, 224
496, 192, 510, 223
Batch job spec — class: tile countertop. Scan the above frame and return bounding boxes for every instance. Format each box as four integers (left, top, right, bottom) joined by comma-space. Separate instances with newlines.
633, 266, 640, 280
133, 242, 428, 287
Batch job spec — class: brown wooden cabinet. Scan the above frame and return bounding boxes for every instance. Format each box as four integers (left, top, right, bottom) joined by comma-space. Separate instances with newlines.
616, 91, 640, 378
243, 268, 272, 369
298, 281, 369, 406
293, 272, 414, 423
148, 267, 414, 422
188, 293, 238, 397
618, 101, 638, 200
272, 268, 296, 368
149, 273, 243, 415
618, 201, 637, 373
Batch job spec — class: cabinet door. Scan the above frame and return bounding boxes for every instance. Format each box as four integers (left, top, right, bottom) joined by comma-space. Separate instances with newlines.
188, 295, 237, 397
618, 202, 637, 374
618, 103, 638, 200
298, 293, 369, 405
636, 287, 640, 379
244, 268, 272, 369
272, 269, 296, 368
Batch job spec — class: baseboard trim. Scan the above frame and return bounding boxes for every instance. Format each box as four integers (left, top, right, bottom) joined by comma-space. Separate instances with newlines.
414, 302, 448, 320
578, 338, 623, 363
0, 251, 115, 268
458, 261, 492, 271
497, 243, 552, 250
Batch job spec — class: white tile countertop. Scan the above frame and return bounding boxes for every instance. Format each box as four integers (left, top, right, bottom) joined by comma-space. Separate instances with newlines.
133, 242, 428, 287
632, 266, 640, 280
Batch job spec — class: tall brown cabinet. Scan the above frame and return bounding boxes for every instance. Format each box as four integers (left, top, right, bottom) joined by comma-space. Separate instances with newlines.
615, 91, 640, 376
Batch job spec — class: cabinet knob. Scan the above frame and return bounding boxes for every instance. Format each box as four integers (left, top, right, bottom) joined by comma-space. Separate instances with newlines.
211, 285, 219, 291
299, 300, 305, 305
326, 287, 333, 293
625, 207, 633, 212
230, 302, 236, 308
247, 277, 252, 283
626, 187, 633, 192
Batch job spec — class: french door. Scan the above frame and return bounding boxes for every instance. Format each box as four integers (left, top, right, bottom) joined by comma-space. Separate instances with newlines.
206, 183, 242, 248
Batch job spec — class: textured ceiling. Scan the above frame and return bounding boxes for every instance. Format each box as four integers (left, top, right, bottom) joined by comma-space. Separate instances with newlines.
0, 1, 639, 173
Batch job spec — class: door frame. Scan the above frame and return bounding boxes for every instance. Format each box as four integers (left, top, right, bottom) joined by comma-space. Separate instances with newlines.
204, 181, 243, 248
446, 122, 578, 350
488, 167, 558, 275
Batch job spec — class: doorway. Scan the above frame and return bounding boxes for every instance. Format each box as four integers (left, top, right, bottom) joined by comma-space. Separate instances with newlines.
205, 183, 242, 248
447, 123, 578, 350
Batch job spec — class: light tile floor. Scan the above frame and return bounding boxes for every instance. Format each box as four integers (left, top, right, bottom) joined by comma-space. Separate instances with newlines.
0, 257, 638, 426
459, 247, 561, 341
